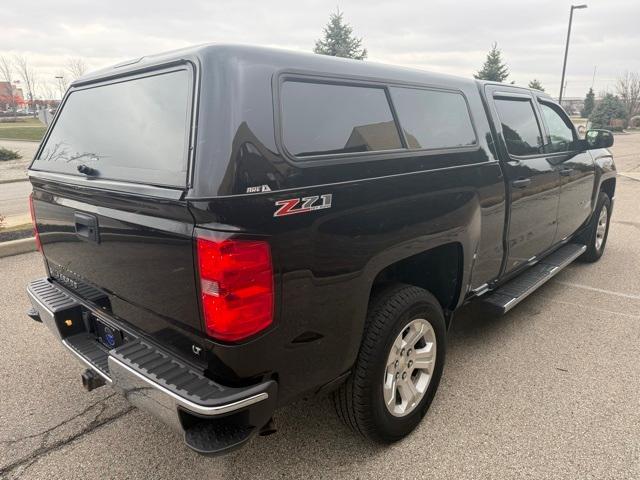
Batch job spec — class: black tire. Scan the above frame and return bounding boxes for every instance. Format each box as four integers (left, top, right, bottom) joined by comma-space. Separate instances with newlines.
332, 283, 446, 443
578, 191, 611, 263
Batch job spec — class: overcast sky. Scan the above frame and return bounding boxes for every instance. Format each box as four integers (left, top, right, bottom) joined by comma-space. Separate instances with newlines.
2, 0, 638, 100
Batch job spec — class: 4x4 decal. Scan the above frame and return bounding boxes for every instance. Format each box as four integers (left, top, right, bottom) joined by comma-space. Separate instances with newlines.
274, 194, 333, 217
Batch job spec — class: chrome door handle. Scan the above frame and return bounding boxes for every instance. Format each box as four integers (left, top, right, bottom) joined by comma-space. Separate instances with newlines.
559, 168, 573, 177
511, 178, 531, 189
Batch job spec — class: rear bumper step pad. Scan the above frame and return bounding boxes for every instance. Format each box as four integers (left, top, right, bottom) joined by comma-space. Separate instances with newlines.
110, 338, 273, 414
64, 334, 111, 381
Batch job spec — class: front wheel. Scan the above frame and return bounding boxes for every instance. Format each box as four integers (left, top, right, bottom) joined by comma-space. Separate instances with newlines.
578, 191, 611, 262
332, 284, 446, 442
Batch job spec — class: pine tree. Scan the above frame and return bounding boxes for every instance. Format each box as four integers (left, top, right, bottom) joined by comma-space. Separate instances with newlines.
314, 10, 367, 60
474, 43, 509, 82
589, 93, 626, 128
581, 88, 595, 118
528, 79, 545, 92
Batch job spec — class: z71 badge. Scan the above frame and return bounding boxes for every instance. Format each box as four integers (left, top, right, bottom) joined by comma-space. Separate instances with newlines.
274, 194, 332, 217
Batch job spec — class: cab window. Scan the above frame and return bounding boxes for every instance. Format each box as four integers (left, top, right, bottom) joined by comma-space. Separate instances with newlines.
539, 102, 576, 153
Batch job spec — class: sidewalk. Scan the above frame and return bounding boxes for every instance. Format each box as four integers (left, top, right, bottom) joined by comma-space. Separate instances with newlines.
0, 180, 32, 228
3, 213, 31, 229
0, 140, 39, 183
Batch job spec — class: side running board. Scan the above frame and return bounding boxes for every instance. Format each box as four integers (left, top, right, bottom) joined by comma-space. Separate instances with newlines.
479, 243, 586, 315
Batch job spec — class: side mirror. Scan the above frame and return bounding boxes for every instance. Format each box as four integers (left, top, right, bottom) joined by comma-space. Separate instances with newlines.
585, 129, 614, 149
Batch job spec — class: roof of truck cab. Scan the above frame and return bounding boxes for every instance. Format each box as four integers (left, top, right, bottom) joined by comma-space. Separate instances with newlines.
73, 43, 479, 91
476, 79, 555, 101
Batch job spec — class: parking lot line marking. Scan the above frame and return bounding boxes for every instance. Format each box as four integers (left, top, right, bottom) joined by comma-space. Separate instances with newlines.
619, 173, 640, 182
554, 280, 640, 301
549, 299, 640, 319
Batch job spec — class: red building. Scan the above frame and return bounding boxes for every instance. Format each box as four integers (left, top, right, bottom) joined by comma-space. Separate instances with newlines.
0, 81, 26, 111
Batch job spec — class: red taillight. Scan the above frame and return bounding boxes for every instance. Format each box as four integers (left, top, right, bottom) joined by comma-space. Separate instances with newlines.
196, 237, 274, 342
28, 193, 42, 252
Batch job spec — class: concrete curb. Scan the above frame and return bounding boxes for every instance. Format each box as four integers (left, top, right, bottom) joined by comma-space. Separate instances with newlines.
0, 237, 36, 258
0, 177, 28, 185
0, 139, 40, 143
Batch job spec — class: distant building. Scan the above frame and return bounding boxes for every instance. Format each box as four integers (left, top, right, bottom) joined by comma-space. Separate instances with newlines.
558, 97, 584, 116
0, 81, 25, 111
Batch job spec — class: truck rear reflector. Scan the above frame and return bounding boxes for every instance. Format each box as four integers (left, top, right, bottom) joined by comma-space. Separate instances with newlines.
29, 193, 42, 252
196, 237, 273, 342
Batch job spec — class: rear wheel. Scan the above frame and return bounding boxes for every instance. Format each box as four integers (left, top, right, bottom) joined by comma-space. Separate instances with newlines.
332, 284, 446, 442
579, 191, 611, 262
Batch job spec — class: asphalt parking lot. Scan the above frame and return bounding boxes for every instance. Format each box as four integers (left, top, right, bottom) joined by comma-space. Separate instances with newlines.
1, 136, 639, 479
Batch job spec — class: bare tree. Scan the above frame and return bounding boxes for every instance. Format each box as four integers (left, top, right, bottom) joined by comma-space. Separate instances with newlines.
41, 84, 55, 103
616, 71, 640, 127
0, 56, 13, 85
0, 56, 18, 116
14, 55, 38, 115
66, 58, 87, 80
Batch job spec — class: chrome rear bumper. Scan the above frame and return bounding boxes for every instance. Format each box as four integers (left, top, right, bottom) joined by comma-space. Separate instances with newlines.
27, 278, 277, 453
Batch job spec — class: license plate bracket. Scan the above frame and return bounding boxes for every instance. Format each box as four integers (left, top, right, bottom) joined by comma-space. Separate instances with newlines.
94, 318, 123, 349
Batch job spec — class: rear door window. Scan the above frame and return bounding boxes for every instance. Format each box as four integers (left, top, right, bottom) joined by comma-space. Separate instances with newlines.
281, 80, 402, 158
390, 87, 476, 150
33, 68, 192, 187
494, 97, 544, 156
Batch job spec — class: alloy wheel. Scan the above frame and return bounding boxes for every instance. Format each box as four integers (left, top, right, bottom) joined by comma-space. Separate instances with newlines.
595, 206, 608, 251
383, 318, 436, 417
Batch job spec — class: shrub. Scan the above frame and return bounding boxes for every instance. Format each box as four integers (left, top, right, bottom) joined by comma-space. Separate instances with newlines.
0, 147, 21, 161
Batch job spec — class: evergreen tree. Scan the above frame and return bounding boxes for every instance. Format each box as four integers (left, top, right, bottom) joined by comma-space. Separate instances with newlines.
528, 79, 544, 91
474, 43, 509, 82
589, 93, 626, 128
314, 10, 367, 60
581, 88, 595, 118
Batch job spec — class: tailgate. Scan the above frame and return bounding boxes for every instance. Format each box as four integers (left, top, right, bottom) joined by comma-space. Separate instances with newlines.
30, 182, 200, 338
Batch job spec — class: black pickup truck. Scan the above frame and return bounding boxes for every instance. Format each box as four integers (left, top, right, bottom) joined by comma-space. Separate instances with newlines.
26, 44, 616, 454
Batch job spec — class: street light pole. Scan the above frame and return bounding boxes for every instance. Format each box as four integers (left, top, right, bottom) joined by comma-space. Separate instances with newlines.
55, 75, 65, 101
559, 4, 587, 104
